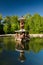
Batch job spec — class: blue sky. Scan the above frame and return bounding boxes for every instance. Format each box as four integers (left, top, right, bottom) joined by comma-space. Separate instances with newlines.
0, 0, 43, 17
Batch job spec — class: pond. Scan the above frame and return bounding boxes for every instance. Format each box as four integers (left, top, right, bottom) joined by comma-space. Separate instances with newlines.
0, 37, 43, 65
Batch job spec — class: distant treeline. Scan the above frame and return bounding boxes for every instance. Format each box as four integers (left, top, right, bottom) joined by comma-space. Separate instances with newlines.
0, 13, 43, 34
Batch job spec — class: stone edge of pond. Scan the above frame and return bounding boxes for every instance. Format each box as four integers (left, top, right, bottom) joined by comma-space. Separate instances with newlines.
0, 34, 43, 38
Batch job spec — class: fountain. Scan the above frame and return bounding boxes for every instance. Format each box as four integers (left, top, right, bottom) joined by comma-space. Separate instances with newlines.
15, 16, 30, 62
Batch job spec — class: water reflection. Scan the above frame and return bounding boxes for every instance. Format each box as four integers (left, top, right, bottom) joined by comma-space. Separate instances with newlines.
0, 37, 43, 52
0, 37, 16, 51
0, 37, 43, 65
15, 36, 29, 62
18, 51, 26, 62
0, 37, 29, 62
0, 50, 43, 65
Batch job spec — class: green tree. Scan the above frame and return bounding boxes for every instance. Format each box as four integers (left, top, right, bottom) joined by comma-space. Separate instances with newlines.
1, 14, 43, 34
32, 14, 41, 33
0, 14, 3, 34
39, 17, 43, 33
10, 16, 19, 33
3, 23, 8, 34
0, 14, 2, 24
24, 14, 31, 32
3, 16, 11, 33
24, 13, 42, 33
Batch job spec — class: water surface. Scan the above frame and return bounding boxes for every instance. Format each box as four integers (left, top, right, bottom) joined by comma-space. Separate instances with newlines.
0, 37, 43, 65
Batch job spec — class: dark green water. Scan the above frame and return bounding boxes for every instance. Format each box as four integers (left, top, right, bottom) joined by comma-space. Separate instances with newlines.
0, 37, 43, 65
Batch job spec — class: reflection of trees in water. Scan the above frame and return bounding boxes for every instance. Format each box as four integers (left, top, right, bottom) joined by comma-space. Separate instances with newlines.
0, 37, 43, 53
0, 37, 16, 51
29, 38, 43, 53
0, 37, 4, 51
19, 51, 26, 62
15, 38, 29, 50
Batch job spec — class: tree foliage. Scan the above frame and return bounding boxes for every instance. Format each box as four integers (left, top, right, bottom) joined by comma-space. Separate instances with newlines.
24, 13, 43, 33
0, 13, 43, 34
0, 14, 3, 34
